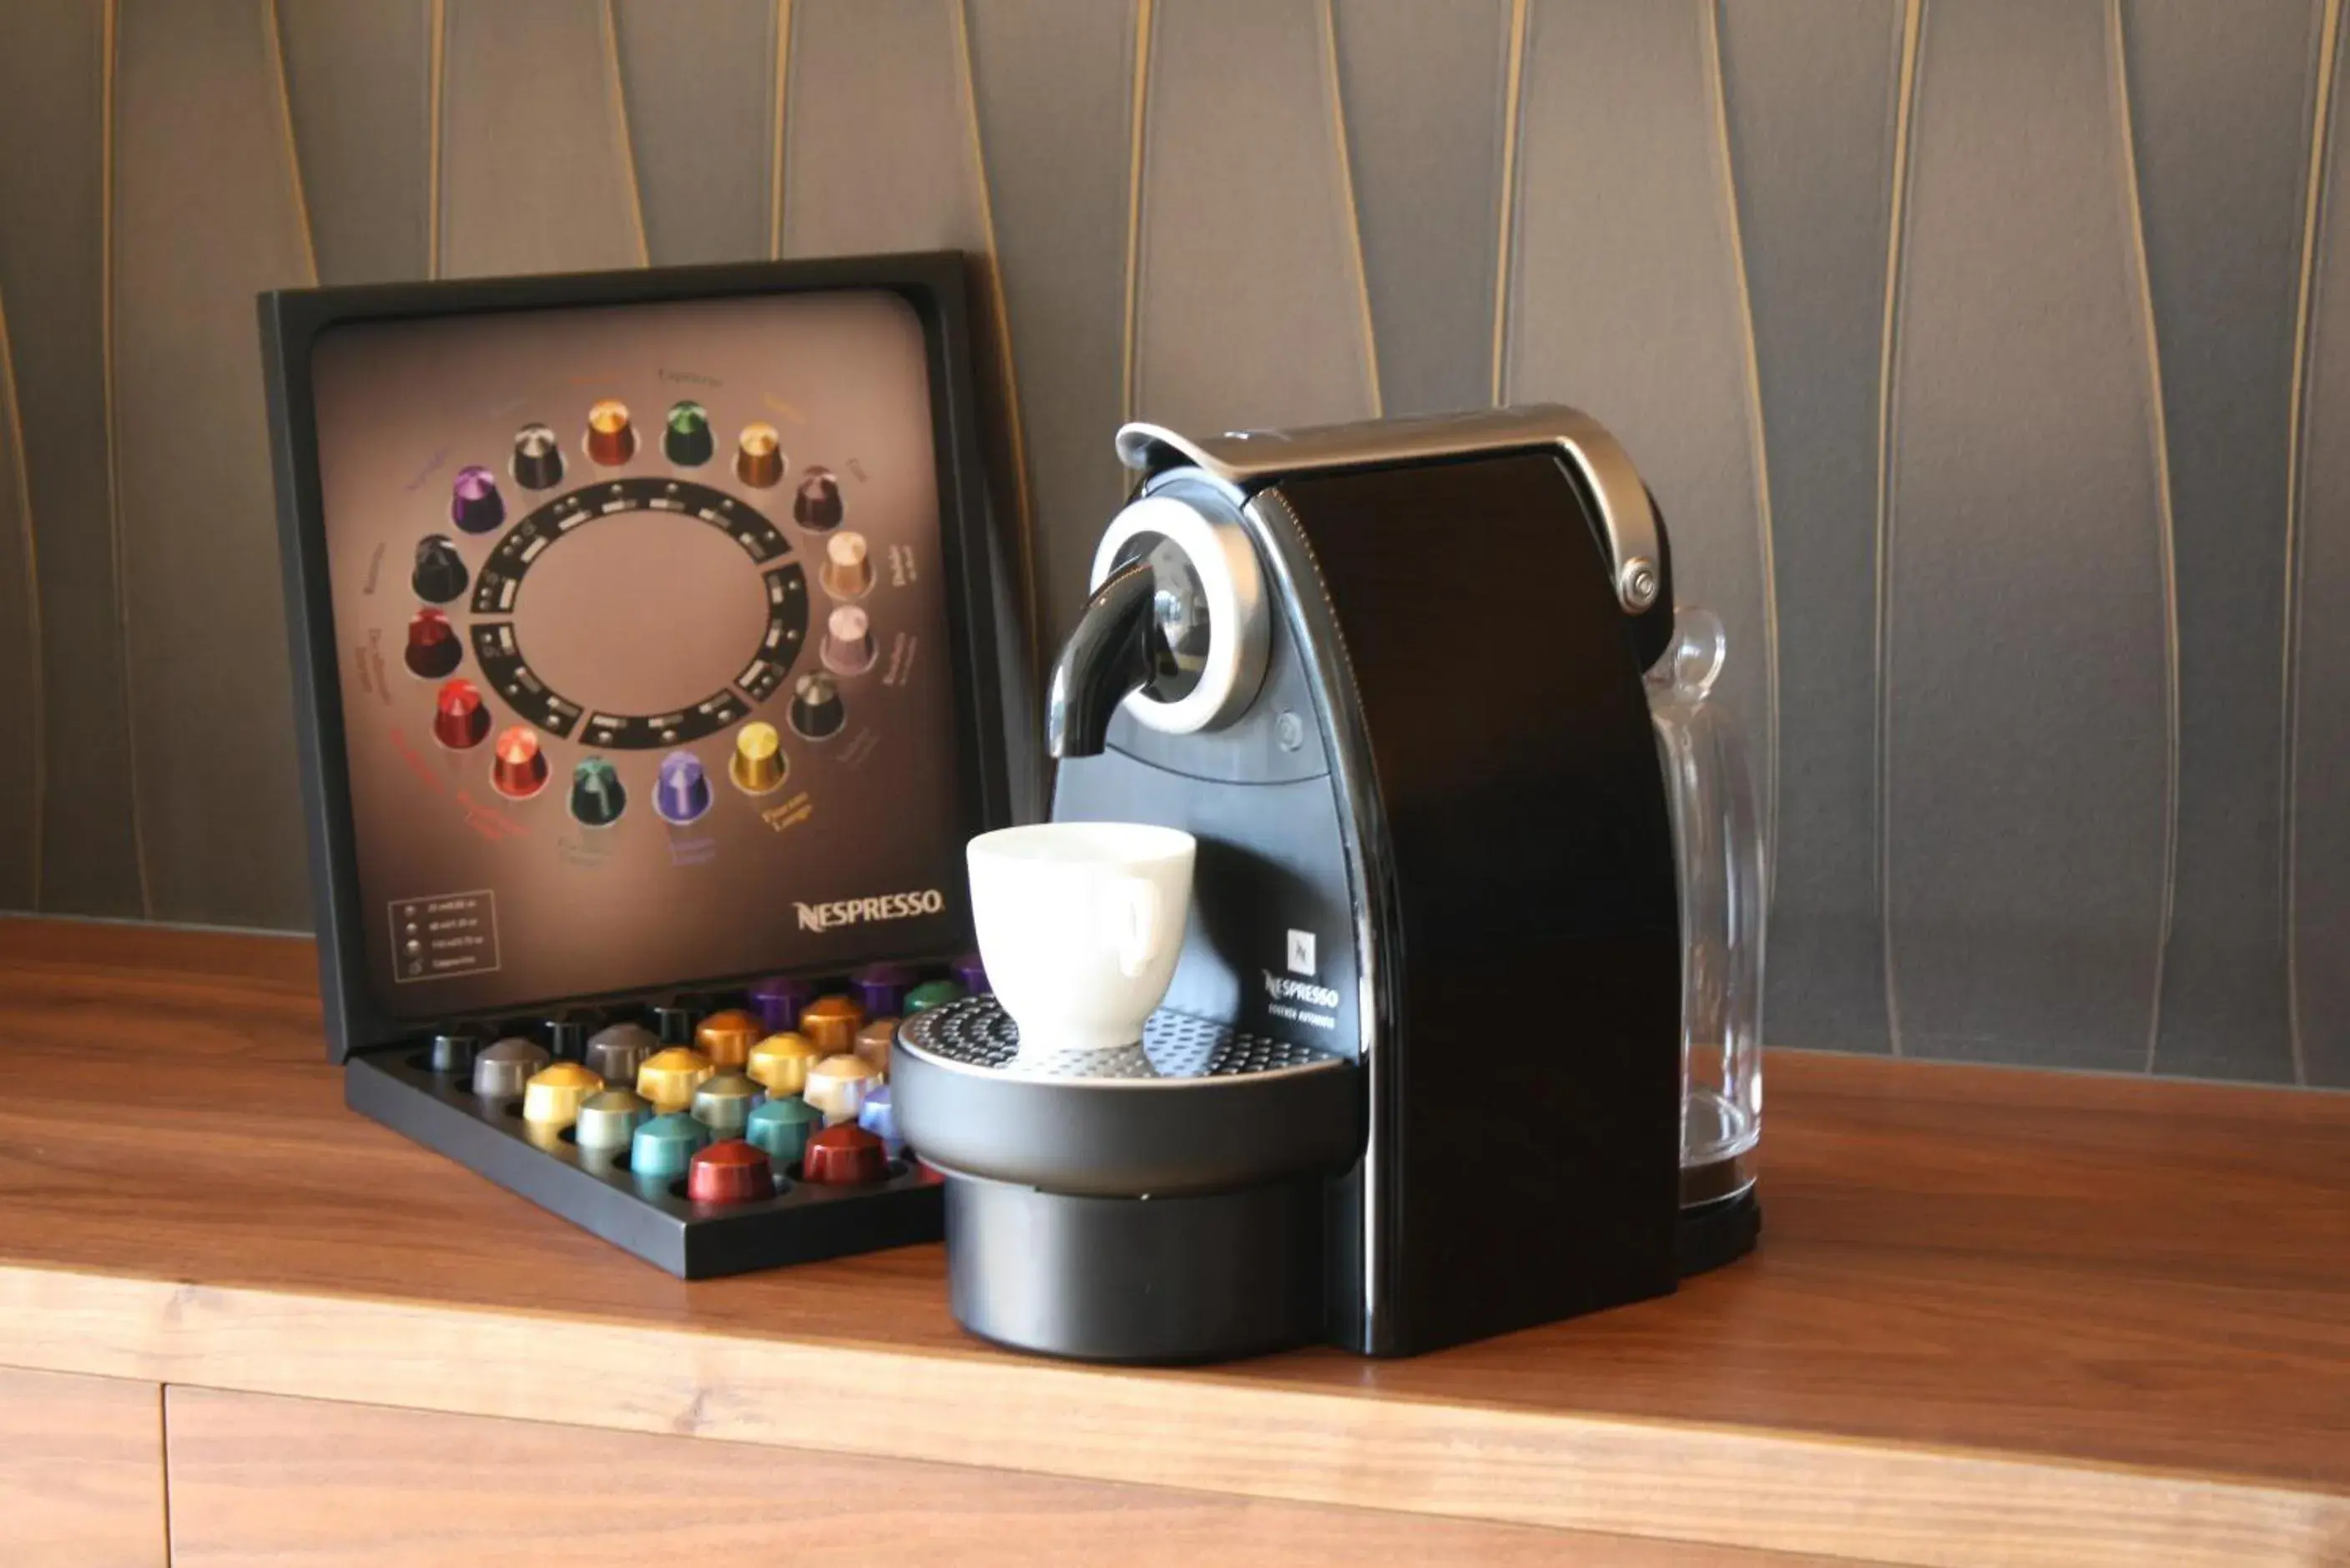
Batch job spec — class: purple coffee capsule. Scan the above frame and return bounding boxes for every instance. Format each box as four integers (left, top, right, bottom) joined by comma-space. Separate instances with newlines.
450, 465, 506, 534
748, 975, 815, 1034
951, 954, 990, 995
851, 962, 919, 1018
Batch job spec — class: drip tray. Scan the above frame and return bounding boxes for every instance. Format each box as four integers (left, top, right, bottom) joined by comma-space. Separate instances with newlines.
904, 998, 1346, 1080
895, 998, 1361, 1196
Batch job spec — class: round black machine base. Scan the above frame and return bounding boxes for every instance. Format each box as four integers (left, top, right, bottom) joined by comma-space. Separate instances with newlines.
941, 1172, 1326, 1364
1676, 1187, 1762, 1278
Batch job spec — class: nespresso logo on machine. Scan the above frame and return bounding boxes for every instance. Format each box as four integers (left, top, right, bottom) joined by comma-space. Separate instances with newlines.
1263, 971, 1341, 1011
794, 889, 946, 931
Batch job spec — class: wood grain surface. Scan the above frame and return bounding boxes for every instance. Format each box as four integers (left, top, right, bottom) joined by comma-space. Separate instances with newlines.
0, 918, 2347, 1566
0, 1365, 166, 1568
163, 1386, 1857, 1567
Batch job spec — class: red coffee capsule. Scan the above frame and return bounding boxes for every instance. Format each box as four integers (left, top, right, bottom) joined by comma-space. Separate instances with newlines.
433, 678, 490, 749
800, 1122, 890, 1187
687, 1138, 775, 1203
491, 725, 548, 799
405, 608, 461, 678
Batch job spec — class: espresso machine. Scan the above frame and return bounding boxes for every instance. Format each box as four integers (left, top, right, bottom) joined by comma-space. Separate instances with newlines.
895, 408, 1759, 1361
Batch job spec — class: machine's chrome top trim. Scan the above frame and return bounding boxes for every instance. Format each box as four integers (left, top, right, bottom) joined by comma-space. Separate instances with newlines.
899, 997, 1350, 1087
1115, 406, 1662, 615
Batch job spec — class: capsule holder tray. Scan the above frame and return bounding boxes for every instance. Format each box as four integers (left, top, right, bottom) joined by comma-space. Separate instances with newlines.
348, 1045, 943, 1278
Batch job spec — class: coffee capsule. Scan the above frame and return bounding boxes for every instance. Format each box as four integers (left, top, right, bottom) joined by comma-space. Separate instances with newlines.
545, 1018, 586, 1061
903, 980, 966, 1015
630, 1112, 709, 1179
798, 995, 862, 1055
428, 1033, 481, 1076
804, 1053, 879, 1126
856, 1085, 903, 1157
472, 1037, 549, 1098
522, 1061, 603, 1132
585, 1022, 658, 1086
853, 1016, 897, 1079
688, 1139, 774, 1203
850, 964, 916, 1018
575, 1088, 652, 1152
747, 1032, 821, 1097
691, 1071, 762, 1137
748, 975, 815, 1034
637, 1046, 714, 1114
694, 1009, 762, 1070
800, 1123, 890, 1186
746, 1096, 820, 1164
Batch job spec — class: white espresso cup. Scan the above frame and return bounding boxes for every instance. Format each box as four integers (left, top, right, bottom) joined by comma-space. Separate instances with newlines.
966, 822, 1198, 1054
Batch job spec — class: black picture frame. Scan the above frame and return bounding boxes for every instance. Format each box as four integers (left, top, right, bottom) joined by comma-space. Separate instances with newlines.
260, 251, 1019, 1065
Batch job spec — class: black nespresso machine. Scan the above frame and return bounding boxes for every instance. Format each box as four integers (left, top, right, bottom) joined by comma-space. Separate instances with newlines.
895, 408, 1760, 1361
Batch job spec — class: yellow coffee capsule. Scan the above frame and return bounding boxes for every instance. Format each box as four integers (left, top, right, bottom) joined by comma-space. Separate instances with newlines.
804, 1053, 879, 1126
695, 1008, 763, 1070
637, 1046, 714, 1115
729, 722, 787, 796
746, 1031, 821, 1097
522, 1061, 603, 1131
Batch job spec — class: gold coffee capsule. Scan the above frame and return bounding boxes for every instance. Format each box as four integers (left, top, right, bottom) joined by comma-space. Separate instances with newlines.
522, 1061, 603, 1131
747, 1031, 820, 1097
637, 1046, 714, 1115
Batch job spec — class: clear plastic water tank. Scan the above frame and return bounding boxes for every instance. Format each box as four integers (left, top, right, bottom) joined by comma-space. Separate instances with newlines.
1646, 608, 1764, 1209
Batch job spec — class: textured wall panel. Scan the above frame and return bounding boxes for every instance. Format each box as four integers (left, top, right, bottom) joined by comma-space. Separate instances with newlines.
778, 0, 987, 257
438, 0, 646, 279
2292, 7, 2350, 1087
1717, 1, 1904, 1054
1500, 0, 1776, 859
276, 0, 432, 284
0, 0, 143, 916
1132, 0, 1379, 432
112, 0, 317, 925
2127, 0, 2321, 1082
613, 0, 775, 266
1883, 0, 2172, 1070
0, 299, 38, 908
1331, 0, 1510, 416
966, 0, 1137, 649
779, 0, 1040, 814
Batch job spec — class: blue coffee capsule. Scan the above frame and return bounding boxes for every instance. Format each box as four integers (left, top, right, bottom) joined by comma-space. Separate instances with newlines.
856, 1085, 903, 1157
630, 1112, 709, 1179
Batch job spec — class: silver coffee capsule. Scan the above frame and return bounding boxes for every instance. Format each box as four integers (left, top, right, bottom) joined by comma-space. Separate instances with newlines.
585, 1022, 658, 1086
691, 1071, 763, 1137
472, 1036, 550, 1098
574, 1088, 653, 1152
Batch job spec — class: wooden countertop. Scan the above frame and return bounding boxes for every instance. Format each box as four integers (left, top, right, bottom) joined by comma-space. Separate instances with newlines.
0, 917, 2345, 1567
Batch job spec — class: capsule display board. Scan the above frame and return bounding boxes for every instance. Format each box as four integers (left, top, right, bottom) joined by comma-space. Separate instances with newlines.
262, 255, 1016, 1275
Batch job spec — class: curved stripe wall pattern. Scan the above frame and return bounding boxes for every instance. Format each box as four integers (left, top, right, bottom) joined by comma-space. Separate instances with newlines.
0, 0, 2339, 1083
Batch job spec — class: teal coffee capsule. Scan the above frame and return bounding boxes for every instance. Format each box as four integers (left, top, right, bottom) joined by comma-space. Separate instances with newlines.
631, 1112, 709, 1180
746, 1096, 821, 1165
